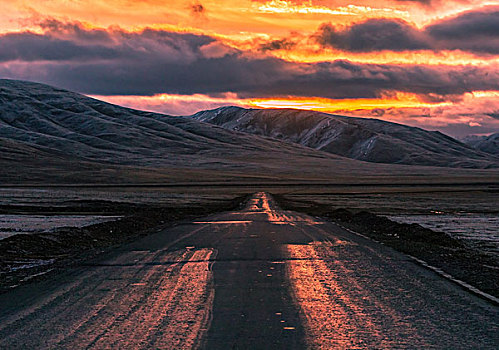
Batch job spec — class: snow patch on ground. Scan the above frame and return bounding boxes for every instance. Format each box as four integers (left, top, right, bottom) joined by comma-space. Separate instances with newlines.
0, 215, 123, 240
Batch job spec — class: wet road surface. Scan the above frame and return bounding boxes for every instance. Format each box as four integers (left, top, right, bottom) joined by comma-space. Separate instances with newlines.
0, 192, 497, 349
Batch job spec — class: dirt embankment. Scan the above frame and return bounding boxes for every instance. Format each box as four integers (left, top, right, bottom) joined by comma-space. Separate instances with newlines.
0, 196, 248, 294
274, 194, 498, 300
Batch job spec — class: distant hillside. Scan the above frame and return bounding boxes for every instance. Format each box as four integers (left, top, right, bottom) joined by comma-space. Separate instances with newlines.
462, 133, 499, 155
191, 107, 498, 169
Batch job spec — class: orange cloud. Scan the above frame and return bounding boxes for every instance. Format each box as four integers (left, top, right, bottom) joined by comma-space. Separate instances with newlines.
1, 0, 484, 34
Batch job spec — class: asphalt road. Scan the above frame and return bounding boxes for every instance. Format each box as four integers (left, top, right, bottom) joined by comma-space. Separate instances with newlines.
0, 192, 497, 349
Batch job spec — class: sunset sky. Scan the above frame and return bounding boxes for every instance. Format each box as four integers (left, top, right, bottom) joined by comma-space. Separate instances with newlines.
1, 0, 498, 137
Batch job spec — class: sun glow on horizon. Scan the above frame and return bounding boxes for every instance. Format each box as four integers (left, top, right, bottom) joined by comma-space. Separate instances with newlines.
247, 95, 452, 112
94, 90, 499, 117
94, 92, 453, 115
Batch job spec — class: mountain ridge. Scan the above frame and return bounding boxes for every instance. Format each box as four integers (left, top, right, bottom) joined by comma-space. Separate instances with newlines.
191, 106, 498, 168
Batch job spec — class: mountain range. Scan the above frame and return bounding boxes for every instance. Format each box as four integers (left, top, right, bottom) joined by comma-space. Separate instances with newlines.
191, 107, 498, 168
0, 79, 497, 184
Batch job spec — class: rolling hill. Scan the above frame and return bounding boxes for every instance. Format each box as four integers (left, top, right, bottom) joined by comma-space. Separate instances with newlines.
191, 107, 498, 168
0, 79, 344, 183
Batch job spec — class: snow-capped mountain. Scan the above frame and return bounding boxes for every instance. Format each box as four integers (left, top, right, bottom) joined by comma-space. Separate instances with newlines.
191, 107, 498, 168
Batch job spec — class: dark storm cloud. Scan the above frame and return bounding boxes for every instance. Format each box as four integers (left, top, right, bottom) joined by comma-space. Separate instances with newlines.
425, 7, 499, 54
315, 6, 499, 54
254, 60, 498, 99
0, 20, 498, 99
0, 32, 120, 62
0, 23, 215, 63
38, 19, 113, 43
426, 9, 499, 38
315, 19, 429, 52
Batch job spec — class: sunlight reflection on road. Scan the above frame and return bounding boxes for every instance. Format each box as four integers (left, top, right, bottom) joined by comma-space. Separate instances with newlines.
249, 192, 324, 226
285, 242, 421, 349
82, 249, 216, 349
0, 248, 218, 349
